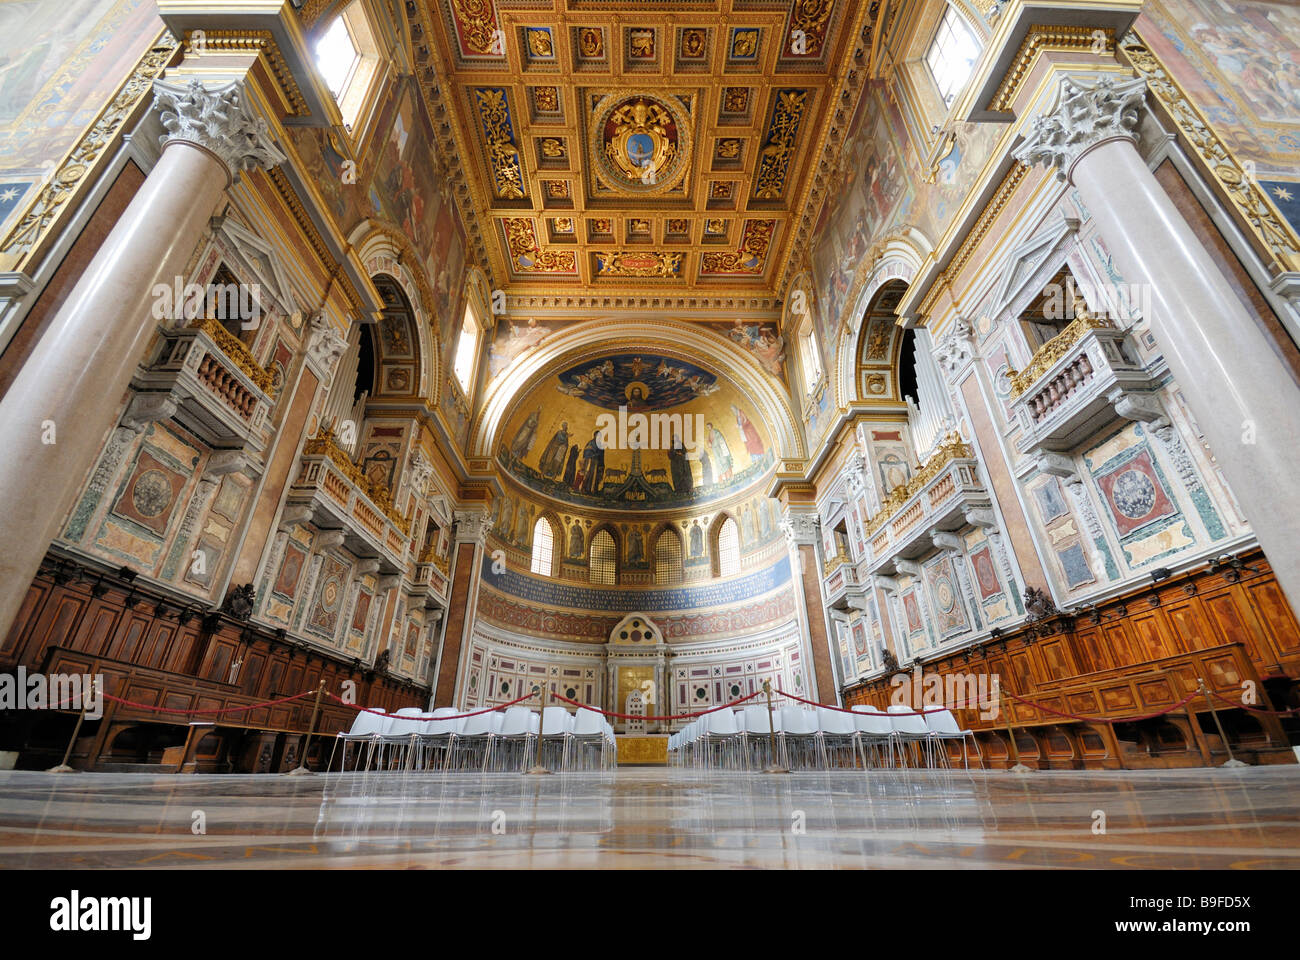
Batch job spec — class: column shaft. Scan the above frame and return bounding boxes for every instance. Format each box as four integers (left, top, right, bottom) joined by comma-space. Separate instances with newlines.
1072, 139, 1300, 605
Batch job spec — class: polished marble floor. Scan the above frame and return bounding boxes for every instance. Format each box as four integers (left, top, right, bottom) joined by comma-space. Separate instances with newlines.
0, 766, 1297, 869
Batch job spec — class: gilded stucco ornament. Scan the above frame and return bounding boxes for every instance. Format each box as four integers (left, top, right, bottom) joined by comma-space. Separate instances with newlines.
153, 78, 286, 183
1013, 75, 1147, 183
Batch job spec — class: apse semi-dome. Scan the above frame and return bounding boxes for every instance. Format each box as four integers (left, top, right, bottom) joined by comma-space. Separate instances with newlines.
498, 350, 774, 510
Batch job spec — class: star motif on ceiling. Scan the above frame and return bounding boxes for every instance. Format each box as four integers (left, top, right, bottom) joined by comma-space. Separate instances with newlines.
1272, 186, 1294, 202
0, 188, 17, 203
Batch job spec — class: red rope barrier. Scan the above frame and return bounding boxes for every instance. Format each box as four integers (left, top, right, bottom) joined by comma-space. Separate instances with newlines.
325, 688, 538, 722
551, 690, 761, 721
1206, 687, 1300, 716
1001, 688, 1199, 724
101, 689, 316, 716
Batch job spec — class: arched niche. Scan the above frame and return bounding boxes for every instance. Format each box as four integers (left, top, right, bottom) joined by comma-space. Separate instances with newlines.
353, 224, 437, 401
470, 318, 806, 468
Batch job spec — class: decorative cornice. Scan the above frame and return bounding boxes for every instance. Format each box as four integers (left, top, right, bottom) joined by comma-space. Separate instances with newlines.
153, 78, 286, 183
182, 30, 309, 118
402, 0, 493, 287
988, 25, 1114, 114
0, 35, 178, 264
1013, 75, 1146, 184
1121, 32, 1300, 273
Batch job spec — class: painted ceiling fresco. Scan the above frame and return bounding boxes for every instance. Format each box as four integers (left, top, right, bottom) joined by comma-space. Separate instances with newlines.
418, 0, 865, 296
498, 352, 774, 509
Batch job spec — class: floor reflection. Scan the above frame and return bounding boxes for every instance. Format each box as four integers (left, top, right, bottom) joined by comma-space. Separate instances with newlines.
0, 767, 1297, 868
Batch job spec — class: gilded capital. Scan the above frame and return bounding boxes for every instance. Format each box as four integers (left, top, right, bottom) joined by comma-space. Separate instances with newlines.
1014, 75, 1147, 183
152, 78, 286, 183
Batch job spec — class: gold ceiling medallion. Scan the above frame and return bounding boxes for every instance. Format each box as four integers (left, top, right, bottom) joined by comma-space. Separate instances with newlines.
589, 93, 691, 196
595, 251, 683, 278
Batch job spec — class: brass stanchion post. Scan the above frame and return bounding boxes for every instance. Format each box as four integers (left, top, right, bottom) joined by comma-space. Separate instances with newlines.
762, 679, 788, 774
1000, 687, 1031, 774
525, 684, 552, 775
48, 677, 96, 773
288, 680, 326, 776
1199, 677, 1248, 768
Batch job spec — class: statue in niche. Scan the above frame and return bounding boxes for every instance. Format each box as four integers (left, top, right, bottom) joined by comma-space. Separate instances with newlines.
569, 522, 584, 558
689, 522, 704, 557
628, 530, 644, 564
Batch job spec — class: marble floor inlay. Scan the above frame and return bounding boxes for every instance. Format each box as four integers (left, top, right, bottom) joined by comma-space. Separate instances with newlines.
1, 767, 1297, 869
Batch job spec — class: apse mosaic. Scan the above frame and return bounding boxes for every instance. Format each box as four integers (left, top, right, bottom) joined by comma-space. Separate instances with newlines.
498, 353, 775, 509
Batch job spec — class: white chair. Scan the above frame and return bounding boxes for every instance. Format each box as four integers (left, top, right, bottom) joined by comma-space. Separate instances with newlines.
780, 706, 819, 769
816, 707, 857, 769
377, 707, 427, 769
924, 707, 980, 768
492, 705, 539, 772
851, 705, 897, 769
414, 707, 466, 770
328, 708, 388, 772
540, 706, 574, 770
572, 707, 609, 770
698, 708, 741, 770
451, 709, 502, 770
888, 704, 940, 768
741, 704, 782, 769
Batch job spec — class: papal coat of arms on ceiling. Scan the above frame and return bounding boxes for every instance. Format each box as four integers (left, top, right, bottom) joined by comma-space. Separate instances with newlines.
590, 94, 690, 195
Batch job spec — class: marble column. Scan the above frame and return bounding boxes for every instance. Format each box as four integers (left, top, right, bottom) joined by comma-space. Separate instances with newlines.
432, 508, 493, 704
0, 78, 284, 634
1016, 74, 1300, 608
780, 507, 837, 702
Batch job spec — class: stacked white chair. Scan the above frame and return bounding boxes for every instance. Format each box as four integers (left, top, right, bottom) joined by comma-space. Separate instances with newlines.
571, 707, 609, 770
779, 705, 819, 769
888, 704, 941, 768
851, 705, 897, 769
540, 706, 574, 770
377, 707, 427, 770
415, 707, 466, 770
923, 707, 979, 768
741, 704, 782, 769
328, 708, 388, 772
816, 706, 857, 768
490, 705, 538, 772
698, 708, 741, 770
451, 709, 503, 770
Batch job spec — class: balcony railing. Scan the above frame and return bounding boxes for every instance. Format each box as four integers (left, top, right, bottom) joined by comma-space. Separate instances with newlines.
287, 428, 411, 569
1007, 313, 1156, 451
135, 318, 273, 450
861, 435, 992, 569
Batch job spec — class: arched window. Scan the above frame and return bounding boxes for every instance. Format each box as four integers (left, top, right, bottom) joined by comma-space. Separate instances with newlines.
530, 517, 554, 576
716, 517, 740, 577
654, 529, 683, 584
589, 529, 617, 585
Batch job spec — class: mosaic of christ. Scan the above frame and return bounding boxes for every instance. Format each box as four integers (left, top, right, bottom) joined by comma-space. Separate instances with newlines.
499, 354, 774, 508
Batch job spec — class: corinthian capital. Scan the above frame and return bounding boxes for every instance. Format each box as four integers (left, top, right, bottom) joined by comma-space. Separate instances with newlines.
153, 78, 286, 183
1014, 75, 1147, 183
453, 508, 494, 545
779, 509, 820, 548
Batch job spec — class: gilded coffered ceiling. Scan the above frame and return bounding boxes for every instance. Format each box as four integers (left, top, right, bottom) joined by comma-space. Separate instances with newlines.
408, 0, 875, 306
